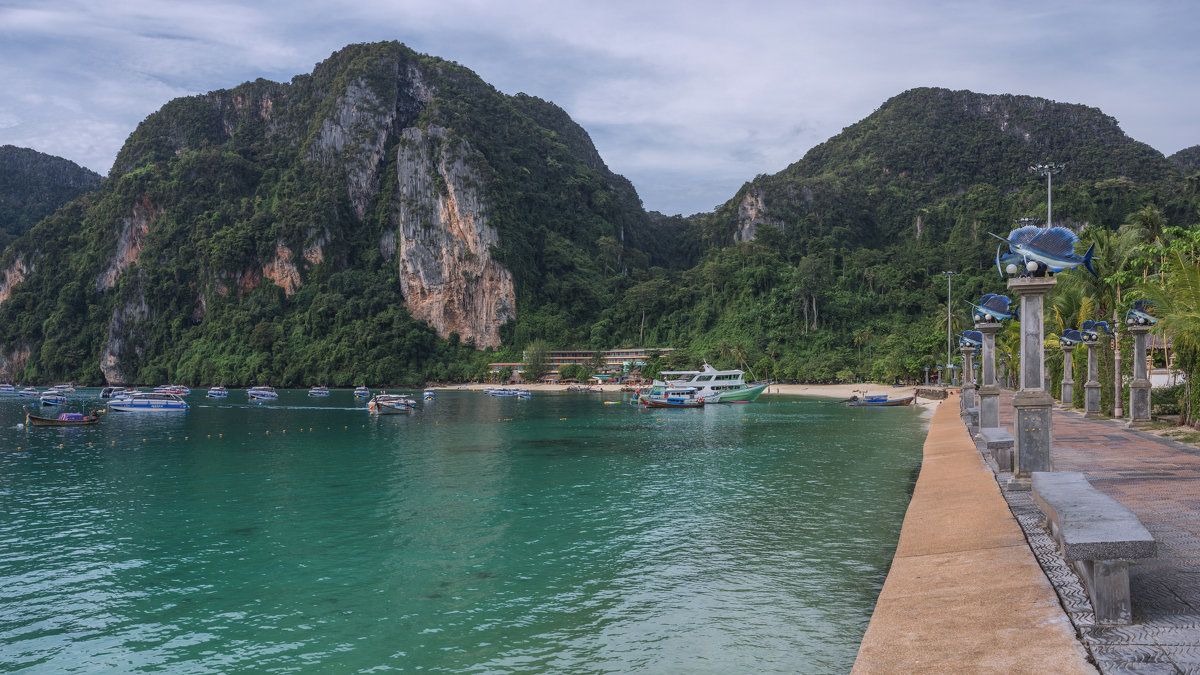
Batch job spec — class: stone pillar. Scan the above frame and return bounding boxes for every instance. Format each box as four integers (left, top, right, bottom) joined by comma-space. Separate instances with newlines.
1084, 343, 1102, 418
1128, 325, 1152, 427
976, 323, 1002, 430
1008, 276, 1057, 490
924, 367, 930, 386
1060, 344, 1076, 408
961, 345, 977, 409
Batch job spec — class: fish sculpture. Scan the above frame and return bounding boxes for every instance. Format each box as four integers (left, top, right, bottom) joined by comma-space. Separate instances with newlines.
1059, 329, 1083, 346
1079, 320, 1110, 342
1126, 299, 1157, 326
991, 225, 1096, 277
969, 293, 1018, 322
959, 330, 983, 348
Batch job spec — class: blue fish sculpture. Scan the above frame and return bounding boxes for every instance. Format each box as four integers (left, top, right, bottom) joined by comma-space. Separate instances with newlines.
1079, 320, 1110, 342
969, 293, 1018, 322
959, 330, 983, 348
1059, 329, 1083, 346
1126, 299, 1156, 326
991, 225, 1096, 277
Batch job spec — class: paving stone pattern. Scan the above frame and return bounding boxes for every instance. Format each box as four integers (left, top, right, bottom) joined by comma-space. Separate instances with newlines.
984, 391, 1200, 674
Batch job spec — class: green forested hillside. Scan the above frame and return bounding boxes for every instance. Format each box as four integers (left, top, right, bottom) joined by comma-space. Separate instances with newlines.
0, 145, 102, 250
1, 52, 1197, 389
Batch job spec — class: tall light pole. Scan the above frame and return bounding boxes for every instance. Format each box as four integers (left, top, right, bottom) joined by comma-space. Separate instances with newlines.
1031, 163, 1065, 226
943, 270, 957, 381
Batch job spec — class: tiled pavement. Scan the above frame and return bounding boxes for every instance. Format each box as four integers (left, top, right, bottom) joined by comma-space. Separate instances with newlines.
986, 390, 1200, 674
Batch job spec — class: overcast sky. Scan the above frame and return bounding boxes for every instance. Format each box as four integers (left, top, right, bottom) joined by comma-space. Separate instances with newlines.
1, 0, 1197, 215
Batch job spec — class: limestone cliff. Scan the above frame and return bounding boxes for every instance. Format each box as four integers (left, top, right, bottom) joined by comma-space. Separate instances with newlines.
386, 126, 514, 347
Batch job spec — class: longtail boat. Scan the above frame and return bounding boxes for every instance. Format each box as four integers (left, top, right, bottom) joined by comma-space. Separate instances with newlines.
26, 411, 101, 426
847, 394, 914, 407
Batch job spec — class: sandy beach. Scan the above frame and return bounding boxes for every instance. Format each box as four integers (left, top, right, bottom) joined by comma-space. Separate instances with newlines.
444, 381, 943, 416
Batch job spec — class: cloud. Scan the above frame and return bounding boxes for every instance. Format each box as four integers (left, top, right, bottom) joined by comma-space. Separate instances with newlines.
0, 0, 1197, 215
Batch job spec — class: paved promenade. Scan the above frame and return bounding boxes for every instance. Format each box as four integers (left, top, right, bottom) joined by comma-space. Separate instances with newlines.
991, 389, 1200, 674
852, 395, 1095, 673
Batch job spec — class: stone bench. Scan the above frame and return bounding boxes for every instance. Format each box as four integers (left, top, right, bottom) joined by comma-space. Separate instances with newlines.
979, 427, 1014, 472
1031, 471, 1156, 624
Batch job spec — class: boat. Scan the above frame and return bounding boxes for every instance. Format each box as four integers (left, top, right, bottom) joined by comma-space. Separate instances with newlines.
847, 393, 915, 407
48, 384, 76, 394
659, 363, 769, 403
39, 391, 68, 406
99, 386, 127, 398
108, 391, 190, 412
354, 386, 370, 398
0, 383, 16, 395
637, 382, 705, 408
26, 411, 100, 426
423, 389, 435, 400
206, 386, 229, 398
367, 393, 416, 414
18, 387, 39, 398
247, 386, 279, 401
308, 386, 331, 397
153, 384, 190, 395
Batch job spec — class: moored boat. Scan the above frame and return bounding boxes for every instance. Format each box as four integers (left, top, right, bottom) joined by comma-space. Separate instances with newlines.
847, 394, 914, 407
49, 384, 76, 394
108, 391, 189, 412
153, 384, 191, 395
247, 386, 279, 401
308, 385, 331, 397
39, 391, 68, 406
17, 387, 39, 398
354, 386, 370, 398
0, 383, 16, 395
660, 363, 769, 403
368, 393, 416, 414
207, 386, 229, 398
26, 411, 101, 426
637, 382, 705, 408
423, 389, 435, 400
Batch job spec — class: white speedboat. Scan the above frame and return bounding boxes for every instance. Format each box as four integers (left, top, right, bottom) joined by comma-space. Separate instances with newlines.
368, 393, 415, 414
308, 386, 331, 397
423, 389, 435, 400
108, 391, 189, 412
636, 383, 705, 408
206, 386, 229, 398
18, 387, 39, 398
247, 386, 279, 401
39, 391, 68, 406
0, 383, 16, 395
354, 386, 370, 398
49, 384, 76, 394
659, 363, 769, 403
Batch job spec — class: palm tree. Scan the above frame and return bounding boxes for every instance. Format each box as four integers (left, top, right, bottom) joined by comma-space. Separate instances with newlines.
1137, 251, 1200, 426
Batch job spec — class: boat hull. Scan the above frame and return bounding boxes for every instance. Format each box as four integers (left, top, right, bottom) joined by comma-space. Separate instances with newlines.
847, 395, 914, 407
706, 382, 770, 403
26, 413, 100, 426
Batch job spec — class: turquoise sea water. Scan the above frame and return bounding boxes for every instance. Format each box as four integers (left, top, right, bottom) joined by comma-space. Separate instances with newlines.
0, 390, 926, 673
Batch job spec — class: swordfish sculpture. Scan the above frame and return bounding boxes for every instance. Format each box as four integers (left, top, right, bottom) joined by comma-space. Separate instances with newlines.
1126, 299, 1157, 326
1080, 320, 1110, 342
959, 330, 983, 348
969, 293, 1018, 322
992, 225, 1097, 277
1059, 329, 1084, 346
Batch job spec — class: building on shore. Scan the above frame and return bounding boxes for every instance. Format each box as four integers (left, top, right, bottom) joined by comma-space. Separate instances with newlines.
489, 347, 672, 382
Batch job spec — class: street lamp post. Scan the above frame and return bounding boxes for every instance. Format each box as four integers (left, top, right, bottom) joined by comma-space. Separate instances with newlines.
942, 271, 956, 382
1031, 163, 1065, 226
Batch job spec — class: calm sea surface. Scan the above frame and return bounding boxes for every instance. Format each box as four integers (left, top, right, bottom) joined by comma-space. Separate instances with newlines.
0, 389, 926, 673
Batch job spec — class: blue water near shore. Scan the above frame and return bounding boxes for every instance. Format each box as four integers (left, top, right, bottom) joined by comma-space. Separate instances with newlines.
0, 390, 926, 673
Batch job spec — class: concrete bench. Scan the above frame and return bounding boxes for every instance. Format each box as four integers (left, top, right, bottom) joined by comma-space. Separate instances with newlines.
1031, 471, 1156, 624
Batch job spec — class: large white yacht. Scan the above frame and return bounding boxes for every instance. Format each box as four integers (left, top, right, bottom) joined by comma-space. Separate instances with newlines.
658, 363, 769, 403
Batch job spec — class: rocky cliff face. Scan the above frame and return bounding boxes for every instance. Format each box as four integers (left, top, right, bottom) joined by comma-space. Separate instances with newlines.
386, 126, 514, 347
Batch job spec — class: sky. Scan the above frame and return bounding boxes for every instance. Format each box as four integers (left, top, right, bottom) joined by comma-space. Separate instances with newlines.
1, 0, 1197, 216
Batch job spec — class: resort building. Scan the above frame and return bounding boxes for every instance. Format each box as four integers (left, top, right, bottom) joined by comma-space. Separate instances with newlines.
488, 347, 673, 381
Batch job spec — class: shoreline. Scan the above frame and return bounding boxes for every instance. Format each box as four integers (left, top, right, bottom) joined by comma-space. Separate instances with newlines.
442, 381, 942, 416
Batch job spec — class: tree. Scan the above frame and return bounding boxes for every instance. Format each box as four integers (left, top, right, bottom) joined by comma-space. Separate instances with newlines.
1138, 251, 1200, 426
523, 339, 551, 382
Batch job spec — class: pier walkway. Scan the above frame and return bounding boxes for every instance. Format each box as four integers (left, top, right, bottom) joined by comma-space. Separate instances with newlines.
852, 394, 1094, 673
992, 389, 1200, 673
855, 391, 1200, 673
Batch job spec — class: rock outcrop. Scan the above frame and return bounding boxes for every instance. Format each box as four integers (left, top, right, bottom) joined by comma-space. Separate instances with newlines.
387, 126, 514, 347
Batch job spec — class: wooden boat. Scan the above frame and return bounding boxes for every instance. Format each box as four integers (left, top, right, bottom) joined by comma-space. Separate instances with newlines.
368, 393, 416, 414
26, 411, 100, 426
637, 383, 705, 408
847, 394, 915, 407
